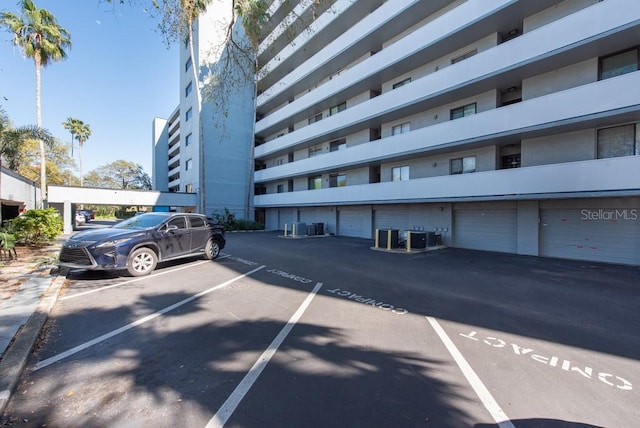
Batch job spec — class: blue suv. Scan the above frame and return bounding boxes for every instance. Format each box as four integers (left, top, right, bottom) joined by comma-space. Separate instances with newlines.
59, 213, 225, 276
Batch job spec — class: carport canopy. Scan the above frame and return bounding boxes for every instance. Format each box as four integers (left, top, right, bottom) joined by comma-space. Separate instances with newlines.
48, 185, 199, 234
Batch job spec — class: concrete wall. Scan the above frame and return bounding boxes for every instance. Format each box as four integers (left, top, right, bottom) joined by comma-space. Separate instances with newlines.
0, 167, 40, 222
152, 117, 169, 191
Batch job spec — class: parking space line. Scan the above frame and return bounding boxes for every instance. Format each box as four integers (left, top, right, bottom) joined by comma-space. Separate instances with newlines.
61, 256, 230, 301
33, 265, 265, 372
426, 316, 515, 428
206, 282, 323, 428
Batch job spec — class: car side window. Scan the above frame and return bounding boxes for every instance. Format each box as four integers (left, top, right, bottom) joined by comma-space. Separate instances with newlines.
189, 216, 205, 228
167, 217, 187, 229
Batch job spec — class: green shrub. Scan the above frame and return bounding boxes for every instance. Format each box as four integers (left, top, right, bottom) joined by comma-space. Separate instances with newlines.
211, 208, 264, 231
231, 219, 265, 231
10, 208, 63, 246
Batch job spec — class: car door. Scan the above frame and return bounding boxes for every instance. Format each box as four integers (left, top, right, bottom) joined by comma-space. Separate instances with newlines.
160, 216, 192, 259
188, 215, 209, 253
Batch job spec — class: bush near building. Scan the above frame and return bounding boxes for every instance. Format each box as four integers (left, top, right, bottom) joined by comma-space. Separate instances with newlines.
7, 208, 63, 246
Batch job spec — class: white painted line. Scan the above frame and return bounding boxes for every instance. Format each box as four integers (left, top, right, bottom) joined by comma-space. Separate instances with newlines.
62, 256, 231, 301
206, 282, 323, 428
33, 265, 265, 372
426, 316, 515, 428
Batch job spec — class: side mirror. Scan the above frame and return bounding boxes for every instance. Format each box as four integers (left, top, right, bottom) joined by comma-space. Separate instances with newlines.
166, 224, 178, 232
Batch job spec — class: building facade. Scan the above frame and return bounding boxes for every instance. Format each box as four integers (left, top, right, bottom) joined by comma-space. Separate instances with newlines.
153, 0, 255, 218
253, 0, 640, 265
0, 166, 40, 224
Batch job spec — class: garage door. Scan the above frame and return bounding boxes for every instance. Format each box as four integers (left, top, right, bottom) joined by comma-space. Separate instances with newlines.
540, 209, 640, 265
373, 207, 407, 231
337, 207, 370, 238
453, 209, 517, 253
277, 208, 296, 230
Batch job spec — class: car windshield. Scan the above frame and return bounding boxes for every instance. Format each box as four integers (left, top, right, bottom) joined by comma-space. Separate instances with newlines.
113, 214, 168, 230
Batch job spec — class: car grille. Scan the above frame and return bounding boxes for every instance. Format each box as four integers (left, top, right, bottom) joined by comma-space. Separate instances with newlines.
59, 247, 93, 266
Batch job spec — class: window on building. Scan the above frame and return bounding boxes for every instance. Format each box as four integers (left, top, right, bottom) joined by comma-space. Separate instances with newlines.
185, 108, 193, 121
330, 102, 346, 116
451, 49, 477, 64
308, 113, 322, 124
450, 156, 476, 174
329, 174, 346, 187
185, 133, 192, 146
450, 103, 476, 120
185, 56, 192, 72
185, 183, 193, 193
277, 184, 285, 193
308, 175, 322, 190
597, 124, 639, 158
501, 154, 521, 169
392, 166, 410, 181
308, 145, 323, 157
185, 158, 193, 171
392, 77, 411, 89
600, 48, 639, 80
330, 139, 346, 152
392, 122, 411, 136
185, 81, 192, 97
276, 158, 284, 166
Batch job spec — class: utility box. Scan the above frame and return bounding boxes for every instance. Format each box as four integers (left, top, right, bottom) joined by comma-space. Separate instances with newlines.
308, 224, 316, 236
314, 223, 324, 235
426, 231, 437, 247
409, 231, 427, 249
291, 222, 307, 235
379, 229, 399, 248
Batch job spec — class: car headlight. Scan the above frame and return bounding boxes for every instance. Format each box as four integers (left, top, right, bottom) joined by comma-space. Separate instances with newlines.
95, 238, 131, 248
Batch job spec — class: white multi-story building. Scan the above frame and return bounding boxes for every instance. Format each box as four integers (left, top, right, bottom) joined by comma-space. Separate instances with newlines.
253, 0, 640, 265
153, 0, 255, 217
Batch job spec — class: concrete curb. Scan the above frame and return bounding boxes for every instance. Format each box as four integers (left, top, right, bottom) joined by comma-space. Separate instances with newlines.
0, 271, 67, 415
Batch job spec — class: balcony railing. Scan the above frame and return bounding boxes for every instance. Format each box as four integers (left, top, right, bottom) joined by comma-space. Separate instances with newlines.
255, 72, 640, 183
254, 156, 640, 207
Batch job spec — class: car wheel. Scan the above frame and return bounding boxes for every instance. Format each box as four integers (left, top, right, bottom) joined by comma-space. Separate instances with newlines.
204, 238, 221, 260
127, 247, 158, 276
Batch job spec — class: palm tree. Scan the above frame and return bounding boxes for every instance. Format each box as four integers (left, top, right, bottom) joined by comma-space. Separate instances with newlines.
62, 116, 77, 157
1, 0, 71, 207
182, 0, 213, 214
72, 120, 91, 186
0, 107, 54, 224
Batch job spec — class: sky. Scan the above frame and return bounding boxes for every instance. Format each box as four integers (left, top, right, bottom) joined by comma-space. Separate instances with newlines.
0, 0, 179, 177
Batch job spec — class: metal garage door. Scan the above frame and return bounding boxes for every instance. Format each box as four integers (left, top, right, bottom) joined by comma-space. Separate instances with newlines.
540, 209, 640, 265
337, 207, 370, 238
453, 209, 517, 253
277, 208, 296, 230
373, 207, 407, 231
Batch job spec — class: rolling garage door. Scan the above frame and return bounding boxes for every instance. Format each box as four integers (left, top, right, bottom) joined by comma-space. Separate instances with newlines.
453, 208, 517, 253
277, 208, 296, 230
540, 209, 640, 265
373, 206, 408, 231
337, 207, 370, 238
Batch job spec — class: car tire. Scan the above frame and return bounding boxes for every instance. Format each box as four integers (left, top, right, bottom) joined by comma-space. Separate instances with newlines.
204, 238, 221, 260
127, 247, 158, 276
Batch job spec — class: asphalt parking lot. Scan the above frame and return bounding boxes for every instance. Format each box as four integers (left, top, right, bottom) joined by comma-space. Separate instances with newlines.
2, 231, 639, 427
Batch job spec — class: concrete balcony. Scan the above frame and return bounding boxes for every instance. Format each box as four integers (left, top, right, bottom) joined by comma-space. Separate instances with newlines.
168, 141, 180, 157
168, 177, 181, 189
254, 156, 640, 207
256, 0, 640, 140
255, 72, 640, 181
